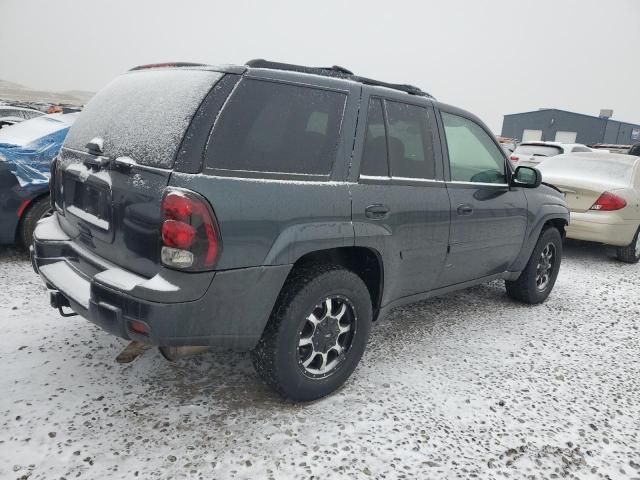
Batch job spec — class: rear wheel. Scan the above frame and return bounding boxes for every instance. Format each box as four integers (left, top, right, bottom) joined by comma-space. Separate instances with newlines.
250, 264, 372, 402
616, 227, 640, 264
19, 196, 52, 249
505, 227, 562, 304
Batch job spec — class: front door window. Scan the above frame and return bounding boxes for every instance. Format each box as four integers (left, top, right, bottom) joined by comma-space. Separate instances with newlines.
442, 113, 507, 184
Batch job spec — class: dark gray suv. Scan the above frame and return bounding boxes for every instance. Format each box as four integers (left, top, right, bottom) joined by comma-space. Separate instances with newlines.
31, 60, 569, 401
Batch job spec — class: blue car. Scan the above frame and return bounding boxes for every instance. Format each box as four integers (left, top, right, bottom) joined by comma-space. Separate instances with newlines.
0, 113, 77, 247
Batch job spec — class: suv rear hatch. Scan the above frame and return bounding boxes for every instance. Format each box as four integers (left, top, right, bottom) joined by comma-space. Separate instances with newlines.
54, 67, 224, 277
512, 143, 563, 166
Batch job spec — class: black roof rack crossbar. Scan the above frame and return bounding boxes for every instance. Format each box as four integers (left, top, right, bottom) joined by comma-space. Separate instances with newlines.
245, 59, 433, 98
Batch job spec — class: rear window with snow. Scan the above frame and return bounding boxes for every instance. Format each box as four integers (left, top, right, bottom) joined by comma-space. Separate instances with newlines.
538, 154, 636, 185
64, 69, 221, 168
514, 144, 563, 157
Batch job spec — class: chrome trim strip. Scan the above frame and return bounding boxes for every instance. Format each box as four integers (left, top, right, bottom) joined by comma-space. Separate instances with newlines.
359, 175, 445, 184
392, 176, 445, 184
359, 175, 391, 181
447, 181, 510, 187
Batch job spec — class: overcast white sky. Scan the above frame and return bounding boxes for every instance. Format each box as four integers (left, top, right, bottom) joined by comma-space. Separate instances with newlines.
1, 0, 638, 132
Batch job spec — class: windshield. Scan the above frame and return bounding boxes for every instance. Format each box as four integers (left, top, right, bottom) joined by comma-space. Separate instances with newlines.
538, 153, 636, 186
0, 114, 74, 147
514, 144, 562, 157
64, 69, 221, 168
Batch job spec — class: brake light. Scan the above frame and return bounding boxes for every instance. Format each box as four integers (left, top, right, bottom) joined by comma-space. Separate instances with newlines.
510, 155, 519, 162
590, 192, 627, 211
162, 220, 196, 249
160, 189, 221, 270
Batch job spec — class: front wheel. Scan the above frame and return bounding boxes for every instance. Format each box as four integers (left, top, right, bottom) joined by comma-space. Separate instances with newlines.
616, 227, 640, 264
506, 227, 562, 304
250, 264, 372, 402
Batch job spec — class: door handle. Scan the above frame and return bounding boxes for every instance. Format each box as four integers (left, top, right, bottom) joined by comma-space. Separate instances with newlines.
365, 204, 390, 219
456, 204, 473, 215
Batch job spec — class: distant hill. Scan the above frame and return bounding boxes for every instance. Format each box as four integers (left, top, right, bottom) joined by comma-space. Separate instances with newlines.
0, 79, 94, 105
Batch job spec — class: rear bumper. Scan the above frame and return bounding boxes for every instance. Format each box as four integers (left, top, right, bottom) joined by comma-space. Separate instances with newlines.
32, 214, 291, 350
566, 211, 638, 247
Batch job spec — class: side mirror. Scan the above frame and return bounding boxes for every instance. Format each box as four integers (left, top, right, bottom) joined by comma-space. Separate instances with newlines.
512, 166, 542, 188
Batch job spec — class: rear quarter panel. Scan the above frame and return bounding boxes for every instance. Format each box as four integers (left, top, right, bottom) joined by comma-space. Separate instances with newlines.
617, 187, 640, 222
168, 173, 354, 269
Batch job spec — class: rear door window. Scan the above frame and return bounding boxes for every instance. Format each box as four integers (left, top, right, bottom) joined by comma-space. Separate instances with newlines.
206, 79, 347, 175
360, 98, 389, 177
64, 69, 221, 168
386, 101, 436, 179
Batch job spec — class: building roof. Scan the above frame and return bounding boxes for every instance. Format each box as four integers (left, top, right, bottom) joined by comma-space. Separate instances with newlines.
503, 108, 640, 128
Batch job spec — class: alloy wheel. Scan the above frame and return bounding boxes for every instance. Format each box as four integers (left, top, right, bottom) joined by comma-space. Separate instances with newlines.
297, 295, 356, 378
536, 243, 556, 291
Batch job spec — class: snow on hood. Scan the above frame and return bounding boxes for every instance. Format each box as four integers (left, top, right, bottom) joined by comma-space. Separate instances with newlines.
0, 113, 78, 187
0, 113, 78, 148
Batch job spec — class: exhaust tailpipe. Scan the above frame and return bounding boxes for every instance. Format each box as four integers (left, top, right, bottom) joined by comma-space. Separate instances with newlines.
159, 345, 210, 361
116, 341, 151, 364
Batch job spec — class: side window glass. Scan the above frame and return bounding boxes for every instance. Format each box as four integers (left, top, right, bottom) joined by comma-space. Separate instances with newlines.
360, 98, 388, 177
386, 101, 436, 179
206, 79, 347, 175
442, 113, 506, 184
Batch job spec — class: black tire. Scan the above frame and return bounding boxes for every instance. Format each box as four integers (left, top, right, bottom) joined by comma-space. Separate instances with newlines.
250, 264, 372, 402
616, 227, 640, 264
505, 227, 562, 304
19, 196, 52, 249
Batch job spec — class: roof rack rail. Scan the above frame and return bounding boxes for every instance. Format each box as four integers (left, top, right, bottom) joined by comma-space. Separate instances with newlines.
245, 59, 433, 98
129, 62, 208, 71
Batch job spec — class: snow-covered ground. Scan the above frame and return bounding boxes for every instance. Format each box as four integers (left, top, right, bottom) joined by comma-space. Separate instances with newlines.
1, 242, 638, 480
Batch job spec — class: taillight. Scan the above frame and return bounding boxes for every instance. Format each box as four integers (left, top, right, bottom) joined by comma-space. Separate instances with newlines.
590, 192, 627, 211
160, 189, 221, 270
510, 155, 519, 162
162, 221, 196, 249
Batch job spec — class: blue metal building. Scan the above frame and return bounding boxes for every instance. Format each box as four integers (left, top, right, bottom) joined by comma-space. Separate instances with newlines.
501, 108, 640, 145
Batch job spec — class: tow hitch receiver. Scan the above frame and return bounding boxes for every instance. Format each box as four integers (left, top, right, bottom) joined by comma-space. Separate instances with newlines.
116, 341, 152, 364
50, 291, 78, 317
